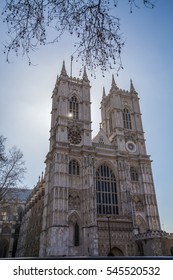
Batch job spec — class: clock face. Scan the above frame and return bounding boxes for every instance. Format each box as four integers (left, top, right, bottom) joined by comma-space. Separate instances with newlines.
126, 140, 136, 153
68, 125, 81, 144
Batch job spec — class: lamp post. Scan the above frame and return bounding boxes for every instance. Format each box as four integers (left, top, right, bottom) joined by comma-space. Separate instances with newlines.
107, 213, 112, 255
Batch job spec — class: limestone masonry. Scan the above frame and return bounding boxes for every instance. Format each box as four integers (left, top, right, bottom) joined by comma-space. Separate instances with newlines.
1, 62, 173, 257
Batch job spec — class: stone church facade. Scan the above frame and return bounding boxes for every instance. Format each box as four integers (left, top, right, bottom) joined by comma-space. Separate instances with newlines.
0, 189, 30, 257
16, 62, 173, 257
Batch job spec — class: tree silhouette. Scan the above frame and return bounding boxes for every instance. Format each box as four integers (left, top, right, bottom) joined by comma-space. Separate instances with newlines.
2, 0, 154, 75
0, 136, 26, 201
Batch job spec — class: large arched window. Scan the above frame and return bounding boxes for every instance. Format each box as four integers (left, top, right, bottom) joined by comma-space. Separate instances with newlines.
96, 164, 119, 215
69, 96, 79, 119
69, 159, 80, 175
122, 108, 132, 129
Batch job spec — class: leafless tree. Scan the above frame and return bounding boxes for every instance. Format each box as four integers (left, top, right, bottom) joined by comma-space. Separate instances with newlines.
1, 0, 154, 75
0, 136, 26, 201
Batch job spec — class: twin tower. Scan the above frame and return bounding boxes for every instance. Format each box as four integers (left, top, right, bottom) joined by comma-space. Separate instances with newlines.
17, 62, 166, 257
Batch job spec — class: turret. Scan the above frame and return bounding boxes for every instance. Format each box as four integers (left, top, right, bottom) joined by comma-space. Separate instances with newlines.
111, 74, 118, 90
82, 66, 89, 82
60, 60, 68, 78
130, 79, 137, 94
102, 86, 106, 98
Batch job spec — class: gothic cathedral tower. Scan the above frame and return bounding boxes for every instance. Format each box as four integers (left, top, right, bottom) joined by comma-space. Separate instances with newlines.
39, 62, 161, 257
15, 62, 173, 258
39, 62, 98, 256
99, 76, 161, 233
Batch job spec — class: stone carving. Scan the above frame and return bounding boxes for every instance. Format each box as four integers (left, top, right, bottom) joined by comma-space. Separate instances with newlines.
69, 190, 81, 210
135, 201, 144, 212
151, 240, 162, 256
124, 131, 137, 142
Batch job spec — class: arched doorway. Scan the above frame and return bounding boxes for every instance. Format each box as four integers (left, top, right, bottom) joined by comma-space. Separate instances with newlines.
68, 211, 82, 256
108, 247, 124, 256
0, 239, 9, 258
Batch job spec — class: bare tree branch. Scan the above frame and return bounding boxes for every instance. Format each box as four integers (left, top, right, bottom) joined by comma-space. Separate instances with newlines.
0, 136, 26, 201
1, 0, 155, 75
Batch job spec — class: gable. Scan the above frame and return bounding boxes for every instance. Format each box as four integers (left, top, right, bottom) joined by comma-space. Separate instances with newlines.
92, 128, 112, 145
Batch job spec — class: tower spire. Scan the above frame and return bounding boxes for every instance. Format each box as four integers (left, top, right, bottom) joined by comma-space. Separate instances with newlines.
83, 66, 89, 82
70, 56, 73, 77
111, 74, 118, 89
130, 79, 137, 94
60, 60, 68, 77
102, 86, 106, 98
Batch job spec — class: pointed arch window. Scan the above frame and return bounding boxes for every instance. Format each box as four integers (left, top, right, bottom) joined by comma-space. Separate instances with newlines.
99, 136, 104, 144
69, 96, 79, 119
96, 164, 119, 215
74, 223, 79, 246
109, 112, 113, 133
69, 159, 80, 175
123, 108, 132, 129
0, 239, 9, 258
130, 166, 139, 181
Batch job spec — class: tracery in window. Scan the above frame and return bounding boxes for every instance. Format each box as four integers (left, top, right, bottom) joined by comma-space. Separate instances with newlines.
96, 164, 119, 215
69, 96, 79, 119
130, 166, 139, 181
69, 159, 80, 175
123, 108, 132, 129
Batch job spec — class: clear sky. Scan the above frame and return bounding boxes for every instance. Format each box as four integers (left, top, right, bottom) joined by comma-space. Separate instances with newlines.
0, 1, 173, 232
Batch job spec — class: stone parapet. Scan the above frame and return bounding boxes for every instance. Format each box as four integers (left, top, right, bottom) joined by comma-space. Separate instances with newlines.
135, 230, 173, 240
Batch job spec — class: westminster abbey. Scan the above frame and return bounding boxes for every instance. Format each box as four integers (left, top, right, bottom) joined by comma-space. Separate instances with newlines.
8, 62, 173, 257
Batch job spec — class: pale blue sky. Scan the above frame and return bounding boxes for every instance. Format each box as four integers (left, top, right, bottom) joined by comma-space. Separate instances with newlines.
0, 1, 173, 232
